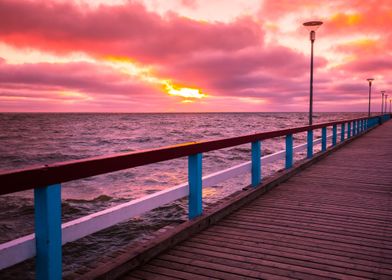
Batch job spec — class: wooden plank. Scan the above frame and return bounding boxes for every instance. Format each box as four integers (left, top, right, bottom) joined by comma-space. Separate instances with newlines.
206, 225, 392, 263
239, 206, 392, 227
234, 210, 392, 236
192, 232, 392, 275
226, 213, 392, 240
152, 257, 260, 280
130, 262, 210, 280
200, 229, 392, 267
173, 243, 378, 279
166, 248, 331, 280
243, 203, 392, 222
130, 265, 185, 280
217, 220, 392, 250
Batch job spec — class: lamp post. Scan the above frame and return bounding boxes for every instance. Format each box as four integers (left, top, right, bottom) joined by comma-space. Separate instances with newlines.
384, 94, 388, 114
381, 91, 385, 115
367, 78, 374, 117
303, 21, 323, 125
390, 99, 391, 113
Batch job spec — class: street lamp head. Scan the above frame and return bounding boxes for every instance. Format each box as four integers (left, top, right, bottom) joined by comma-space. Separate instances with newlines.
303, 21, 323, 31
303, 21, 323, 41
367, 78, 374, 82
381, 90, 386, 94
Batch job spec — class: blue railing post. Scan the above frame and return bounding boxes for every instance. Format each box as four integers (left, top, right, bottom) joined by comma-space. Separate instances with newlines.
188, 153, 202, 219
332, 125, 337, 146
321, 127, 327, 152
353, 121, 357, 135
285, 134, 293, 169
357, 120, 360, 134
307, 130, 313, 159
347, 122, 351, 138
341, 123, 345, 142
356, 120, 359, 134
251, 141, 261, 187
34, 184, 62, 280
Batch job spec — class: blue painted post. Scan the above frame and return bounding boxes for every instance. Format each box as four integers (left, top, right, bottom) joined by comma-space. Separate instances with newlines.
347, 122, 351, 138
307, 130, 313, 159
34, 184, 62, 280
321, 127, 327, 152
251, 141, 261, 187
341, 123, 345, 142
332, 125, 337, 146
356, 120, 359, 134
353, 121, 356, 135
285, 134, 293, 169
188, 153, 202, 219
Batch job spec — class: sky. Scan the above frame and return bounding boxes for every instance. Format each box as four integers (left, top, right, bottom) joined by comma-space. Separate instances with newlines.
0, 0, 391, 112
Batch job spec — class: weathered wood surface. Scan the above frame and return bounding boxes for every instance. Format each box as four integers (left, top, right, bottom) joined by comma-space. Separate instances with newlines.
123, 121, 392, 280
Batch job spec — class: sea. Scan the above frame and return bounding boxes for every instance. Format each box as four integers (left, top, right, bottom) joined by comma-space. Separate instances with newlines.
0, 112, 364, 278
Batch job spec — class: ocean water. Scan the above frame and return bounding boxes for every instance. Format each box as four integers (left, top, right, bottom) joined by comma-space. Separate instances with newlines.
0, 112, 364, 278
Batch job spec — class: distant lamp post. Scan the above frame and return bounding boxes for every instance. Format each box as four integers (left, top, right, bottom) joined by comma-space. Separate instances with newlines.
384, 94, 388, 114
366, 78, 374, 117
303, 20, 323, 125
381, 91, 385, 114
390, 99, 391, 113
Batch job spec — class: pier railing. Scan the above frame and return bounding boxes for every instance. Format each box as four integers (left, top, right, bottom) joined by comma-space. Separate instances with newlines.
0, 114, 390, 279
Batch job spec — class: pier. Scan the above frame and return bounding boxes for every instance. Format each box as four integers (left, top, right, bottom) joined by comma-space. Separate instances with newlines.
0, 115, 391, 279
118, 117, 392, 280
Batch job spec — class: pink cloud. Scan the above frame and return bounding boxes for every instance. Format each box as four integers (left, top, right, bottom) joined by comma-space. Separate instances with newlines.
0, 60, 178, 112
0, 61, 155, 96
336, 57, 392, 75
0, 0, 263, 63
259, 0, 321, 20
180, 0, 198, 9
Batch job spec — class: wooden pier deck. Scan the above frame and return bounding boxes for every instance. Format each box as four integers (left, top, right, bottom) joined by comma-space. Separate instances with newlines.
120, 121, 392, 280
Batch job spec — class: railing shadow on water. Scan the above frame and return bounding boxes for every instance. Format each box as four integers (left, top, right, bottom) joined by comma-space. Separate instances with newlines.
0, 114, 390, 279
